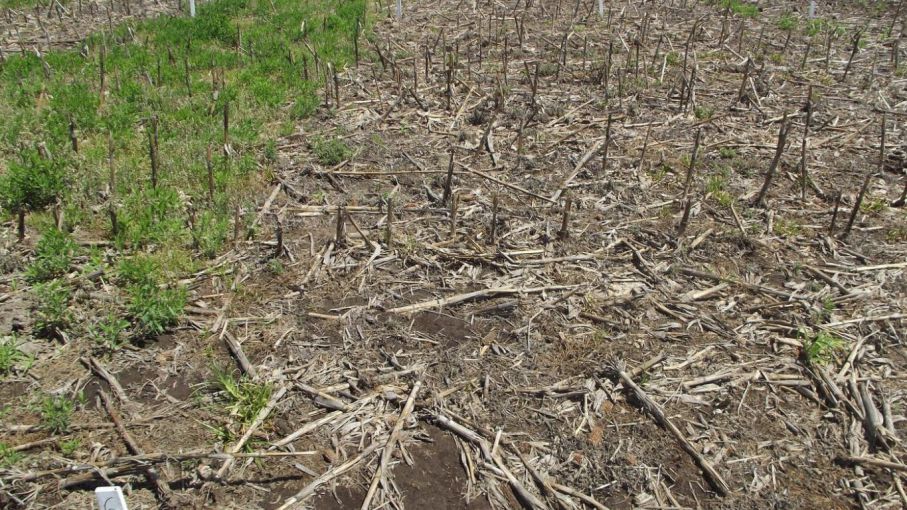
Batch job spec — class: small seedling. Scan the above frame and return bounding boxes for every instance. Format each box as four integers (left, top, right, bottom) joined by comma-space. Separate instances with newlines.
312, 137, 352, 166
212, 367, 272, 427
41, 395, 74, 434
59, 438, 81, 456
694, 105, 714, 120
266, 259, 285, 275
90, 315, 131, 351
0, 442, 23, 467
0, 336, 32, 376
777, 13, 798, 32
860, 198, 886, 214
803, 331, 845, 365
718, 147, 737, 159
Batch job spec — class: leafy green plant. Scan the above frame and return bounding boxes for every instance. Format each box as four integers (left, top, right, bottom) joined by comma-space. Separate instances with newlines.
719, 0, 759, 18
118, 254, 160, 286
33, 280, 71, 337
59, 438, 81, 456
777, 13, 798, 31
117, 187, 186, 248
41, 395, 74, 434
89, 314, 131, 351
192, 210, 230, 258
0, 150, 67, 240
0, 336, 32, 376
694, 105, 714, 120
127, 283, 186, 336
26, 228, 76, 282
718, 147, 737, 159
119, 254, 186, 336
803, 331, 846, 365
806, 17, 846, 38
886, 227, 907, 242
212, 368, 272, 427
0, 442, 23, 467
706, 175, 733, 207
312, 137, 352, 166
774, 218, 803, 237
266, 259, 285, 275
860, 198, 886, 214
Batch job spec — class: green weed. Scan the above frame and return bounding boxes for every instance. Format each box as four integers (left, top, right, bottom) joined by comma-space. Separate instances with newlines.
267, 259, 285, 275
718, 0, 759, 18
706, 175, 733, 207
119, 254, 185, 336
774, 218, 802, 237
823, 297, 836, 313
118, 254, 161, 286
0, 336, 32, 376
59, 438, 81, 456
33, 280, 71, 337
777, 13, 798, 32
0, 442, 23, 468
41, 395, 74, 434
127, 284, 186, 336
860, 198, 886, 214
312, 136, 352, 166
804, 331, 846, 365
718, 147, 737, 159
26, 228, 76, 282
89, 314, 131, 351
694, 105, 714, 120
117, 187, 186, 249
806, 18, 847, 38
886, 227, 907, 242
0, 150, 67, 237
537, 62, 560, 77
212, 368, 272, 426
192, 210, 230, 258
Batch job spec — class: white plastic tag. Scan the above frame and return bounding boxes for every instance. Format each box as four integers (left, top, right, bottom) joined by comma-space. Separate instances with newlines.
95, 486, 128, 510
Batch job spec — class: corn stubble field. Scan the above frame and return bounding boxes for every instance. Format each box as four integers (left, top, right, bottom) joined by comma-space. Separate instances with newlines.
0, 0, 906, 508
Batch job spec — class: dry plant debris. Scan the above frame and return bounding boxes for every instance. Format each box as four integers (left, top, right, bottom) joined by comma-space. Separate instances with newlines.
2, 0, 907, 509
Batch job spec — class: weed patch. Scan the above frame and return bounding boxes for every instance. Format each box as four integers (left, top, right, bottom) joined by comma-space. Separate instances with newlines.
803, 331, 846, 365
312, 136, 352, 166
41, 395, 74, 434
26, 228, 77, 282
0, 336, 33, 376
